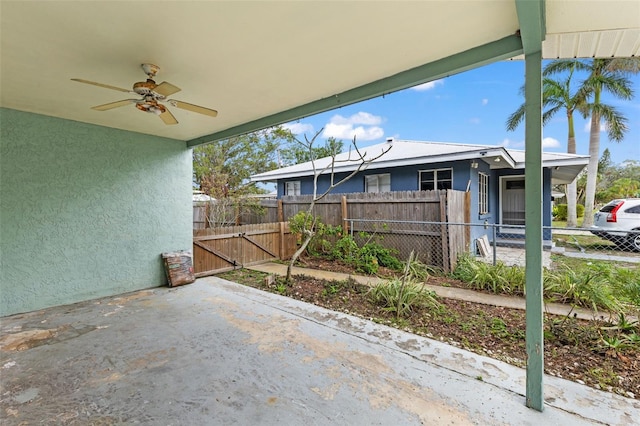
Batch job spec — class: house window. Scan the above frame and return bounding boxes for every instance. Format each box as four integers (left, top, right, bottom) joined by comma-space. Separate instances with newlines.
419, 168, 452, 190
285, 181, 301, 195
479, 172, 489, 214
365, 174, 391, 193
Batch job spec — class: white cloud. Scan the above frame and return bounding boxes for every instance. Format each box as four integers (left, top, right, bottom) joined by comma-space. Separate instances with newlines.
322, 112, 385, 141
331, 111, 382, 126
283, 122, 314, 135
502, 137, 559, 149
542, 137, 560, 148
583, 118, 607, 133
469, 117, 481, 125
410, 79, 444, 91
501, 138, 524, 148
482, 98, 489, 106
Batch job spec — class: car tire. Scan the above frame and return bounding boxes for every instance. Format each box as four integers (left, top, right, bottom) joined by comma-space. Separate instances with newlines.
628, 230, 640, 252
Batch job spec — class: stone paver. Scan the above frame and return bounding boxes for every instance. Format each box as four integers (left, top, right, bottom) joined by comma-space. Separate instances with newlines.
477, 246, 552, 268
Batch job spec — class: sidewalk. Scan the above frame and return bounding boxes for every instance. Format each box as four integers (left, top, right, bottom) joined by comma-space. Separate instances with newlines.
248, 262, 625, 322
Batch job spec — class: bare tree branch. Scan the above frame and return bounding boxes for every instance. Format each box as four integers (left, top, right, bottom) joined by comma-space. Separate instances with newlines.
285, 131, 392, 282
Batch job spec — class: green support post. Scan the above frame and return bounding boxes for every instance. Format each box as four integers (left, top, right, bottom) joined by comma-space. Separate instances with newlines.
524, 50, 544, 411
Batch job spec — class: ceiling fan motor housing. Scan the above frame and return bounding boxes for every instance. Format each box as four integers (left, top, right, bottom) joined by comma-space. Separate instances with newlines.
136, 101, 166, 115
133, 80, 157, 95
72, 62, 217, 124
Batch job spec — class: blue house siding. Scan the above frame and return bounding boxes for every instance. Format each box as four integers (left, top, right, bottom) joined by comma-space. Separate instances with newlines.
279, 160, 477, 197
277, 159, 553, 242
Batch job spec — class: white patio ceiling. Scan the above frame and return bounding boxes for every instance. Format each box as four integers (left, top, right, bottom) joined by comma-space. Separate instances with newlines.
1, 1, 638, 146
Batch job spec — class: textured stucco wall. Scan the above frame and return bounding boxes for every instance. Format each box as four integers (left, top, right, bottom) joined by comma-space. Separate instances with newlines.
0, 108, 192, 316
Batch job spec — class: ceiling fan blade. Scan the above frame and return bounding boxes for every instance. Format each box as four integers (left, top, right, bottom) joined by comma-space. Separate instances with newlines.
153, 81, 181, 97
91, 99, 136, 111
71, 78, 132, 93
159, 108, 178, 125
169, 100, 218, 117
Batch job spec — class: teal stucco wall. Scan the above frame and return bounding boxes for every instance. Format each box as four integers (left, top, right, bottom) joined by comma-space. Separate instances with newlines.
0, 108, 193, 316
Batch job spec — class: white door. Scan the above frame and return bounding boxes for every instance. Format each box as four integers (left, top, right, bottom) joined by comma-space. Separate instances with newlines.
500, 177, 525, 232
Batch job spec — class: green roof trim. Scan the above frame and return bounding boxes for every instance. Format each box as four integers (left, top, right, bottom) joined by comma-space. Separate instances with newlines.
515, 0, 546, 54
187, 34, 524, 147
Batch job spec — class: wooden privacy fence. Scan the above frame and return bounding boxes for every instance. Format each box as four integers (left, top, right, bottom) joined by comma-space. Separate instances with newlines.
193, 199, 279, 229
277, 190, 469, 272
193, 190, 470, 275
345, 191, 469, 272
193, 222, 297, 277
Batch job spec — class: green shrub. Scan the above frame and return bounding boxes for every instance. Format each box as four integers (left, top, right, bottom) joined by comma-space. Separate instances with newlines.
452, 254, 525, 295
330, 234, 403, 275
406, 259, 440, 282
368, 278, 440, 317
289, 212, 342, 257
454, 255, 635, 314
544, 266, 622, 313
361, 242, 403, 270
554, 204, 585, 220
331, 235, 359, 263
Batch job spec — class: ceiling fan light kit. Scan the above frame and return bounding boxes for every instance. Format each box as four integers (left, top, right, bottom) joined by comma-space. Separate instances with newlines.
71, 63, 218, 125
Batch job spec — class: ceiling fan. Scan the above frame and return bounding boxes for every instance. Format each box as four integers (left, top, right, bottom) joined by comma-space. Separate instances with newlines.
71, 63, 218, 125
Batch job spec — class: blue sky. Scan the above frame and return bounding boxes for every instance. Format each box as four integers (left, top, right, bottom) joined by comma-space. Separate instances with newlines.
283, 60, 640, 165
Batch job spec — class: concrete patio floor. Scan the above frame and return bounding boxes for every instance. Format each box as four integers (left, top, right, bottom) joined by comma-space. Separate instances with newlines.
1, 278, 638, 425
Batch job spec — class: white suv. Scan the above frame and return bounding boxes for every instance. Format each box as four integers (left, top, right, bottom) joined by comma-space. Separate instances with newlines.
590, 198, 640, 251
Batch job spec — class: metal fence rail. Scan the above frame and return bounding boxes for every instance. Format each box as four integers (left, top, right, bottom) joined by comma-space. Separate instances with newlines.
346, 219, 640, 269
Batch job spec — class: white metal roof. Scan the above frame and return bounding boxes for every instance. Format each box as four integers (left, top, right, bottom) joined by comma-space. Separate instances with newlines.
250, 140, 589, 184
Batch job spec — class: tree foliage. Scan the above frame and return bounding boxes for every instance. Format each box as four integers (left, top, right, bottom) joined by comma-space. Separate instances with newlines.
192, 127, 296, 227
506, 61, 585, 226
547, 58, 640, 227
576, 150, 640, 204
279, 136, 344, 166
193, 126, 295, 197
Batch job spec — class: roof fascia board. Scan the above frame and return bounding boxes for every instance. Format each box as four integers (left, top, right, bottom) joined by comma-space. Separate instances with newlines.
251, 148, 519, 182
515, 157, 590, 168
515, 0, 546, 54
188, 35, 524, 148
498, 147, 516, 168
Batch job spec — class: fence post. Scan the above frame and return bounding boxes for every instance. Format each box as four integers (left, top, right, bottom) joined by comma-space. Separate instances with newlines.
465, 192, 471, 249
279, 221, 286, 260
492, 223, 497, 266
439, 191, 450, 273
277, 199, 284, 223
341, 196, 348, 234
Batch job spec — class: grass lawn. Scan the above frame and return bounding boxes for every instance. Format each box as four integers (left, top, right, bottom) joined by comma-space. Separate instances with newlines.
552, 233, 618, 252
552, 217, 584, 228
550, 253, 638, 271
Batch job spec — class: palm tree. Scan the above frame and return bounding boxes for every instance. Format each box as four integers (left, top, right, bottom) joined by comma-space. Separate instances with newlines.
506, 62, 583, 226
546, 58, 639, 228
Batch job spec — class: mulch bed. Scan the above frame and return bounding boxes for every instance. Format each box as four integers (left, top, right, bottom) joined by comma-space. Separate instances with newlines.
220, 257, 639, 400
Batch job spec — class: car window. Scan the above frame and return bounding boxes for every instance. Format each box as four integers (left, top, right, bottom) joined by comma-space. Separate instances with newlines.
625, 205, 640, 214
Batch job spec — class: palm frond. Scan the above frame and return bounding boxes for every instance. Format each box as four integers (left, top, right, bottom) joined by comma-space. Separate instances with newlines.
596, 105, 629, 142
506, 103, 526, 131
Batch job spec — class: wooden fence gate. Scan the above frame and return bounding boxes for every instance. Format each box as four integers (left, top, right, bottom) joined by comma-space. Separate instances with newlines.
193, 222, 297, 277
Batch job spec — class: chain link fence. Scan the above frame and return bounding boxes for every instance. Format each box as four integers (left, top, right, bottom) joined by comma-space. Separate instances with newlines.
346, 219, 640, 270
